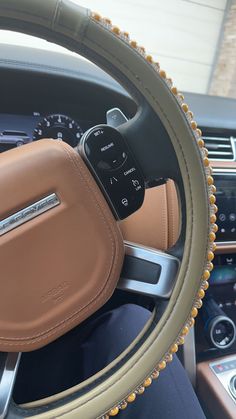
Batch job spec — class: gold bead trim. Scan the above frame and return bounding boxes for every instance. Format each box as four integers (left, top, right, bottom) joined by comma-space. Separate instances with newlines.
91, 12, 217, 418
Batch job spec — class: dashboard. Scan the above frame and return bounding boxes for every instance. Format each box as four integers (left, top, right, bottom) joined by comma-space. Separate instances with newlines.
0, 44, 136, 154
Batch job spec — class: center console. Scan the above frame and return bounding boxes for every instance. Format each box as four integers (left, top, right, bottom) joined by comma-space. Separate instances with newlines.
210, 357, 236, 402
196, 169, 236, 358
197, 356, 236, 419
196, 167, 236, 418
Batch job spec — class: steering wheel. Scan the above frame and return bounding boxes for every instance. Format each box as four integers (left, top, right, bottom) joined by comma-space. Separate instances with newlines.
0, 1, 217, 418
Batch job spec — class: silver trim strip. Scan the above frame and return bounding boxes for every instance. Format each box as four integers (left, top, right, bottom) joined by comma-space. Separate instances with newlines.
0, 193, 60, 236
118, 242, 180, 298
203, 136, 235, 161
204, 136, 233, 141
213, 168, 236, 174
229, 375, 236, 400
217, 241, 236, 246
0, 353, 21, 419
182, 328, 196, 388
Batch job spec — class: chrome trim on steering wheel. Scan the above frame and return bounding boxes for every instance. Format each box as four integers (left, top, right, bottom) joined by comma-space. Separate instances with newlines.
118, 242, 180, 298
0, 352, 21, 419
0, 193, 60, 236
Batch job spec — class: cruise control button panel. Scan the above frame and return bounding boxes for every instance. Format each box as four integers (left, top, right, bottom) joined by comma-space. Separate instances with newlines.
79, 125, 145, 219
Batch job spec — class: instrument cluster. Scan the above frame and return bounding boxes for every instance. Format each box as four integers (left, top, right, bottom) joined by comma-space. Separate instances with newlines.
0, 113, 85, 153
33, 114, 84, 147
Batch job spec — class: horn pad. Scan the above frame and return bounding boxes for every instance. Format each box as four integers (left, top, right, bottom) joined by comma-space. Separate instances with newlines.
0, 140, 124, 352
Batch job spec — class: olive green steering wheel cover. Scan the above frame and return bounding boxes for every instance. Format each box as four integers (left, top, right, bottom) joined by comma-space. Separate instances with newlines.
0, 1, 214, 418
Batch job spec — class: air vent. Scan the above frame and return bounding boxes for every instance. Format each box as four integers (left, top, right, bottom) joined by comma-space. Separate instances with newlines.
202, 134, 235, 161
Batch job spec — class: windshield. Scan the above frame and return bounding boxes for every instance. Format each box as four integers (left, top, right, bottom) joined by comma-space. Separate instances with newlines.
0, 0, 232, 98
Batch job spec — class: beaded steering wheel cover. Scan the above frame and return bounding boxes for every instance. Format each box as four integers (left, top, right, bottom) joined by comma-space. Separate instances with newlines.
0, 1, 217, 418
91, 12, 217, 419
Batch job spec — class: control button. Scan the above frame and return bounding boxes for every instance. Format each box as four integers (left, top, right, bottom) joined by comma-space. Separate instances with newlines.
97, 161, 111, 170
219, 213, 226, 222
80, 124, 145, 220
210, 317, 236, 349
212, 360, 236, 374
83, 126, 128, 171
121, 198, 129, 207
124, 167, 136, 176
97, 150, 127, 171
132, 180, 140, 187
215, 364, 224, 373
131, 179, 142, 191
212, 322, 227, 344
229, 213, 236, 222
222, 254, 236, 265
109, 176, 118, 185
202, 298, 236, 349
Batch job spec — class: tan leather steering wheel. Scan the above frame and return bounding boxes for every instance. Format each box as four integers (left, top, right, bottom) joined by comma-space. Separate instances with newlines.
0, 1, 217, 418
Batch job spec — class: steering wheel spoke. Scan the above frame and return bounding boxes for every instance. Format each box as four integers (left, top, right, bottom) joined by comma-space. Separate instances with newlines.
118, 102, 182, 184
0, 352, 21, 419
118, 242, 180, 298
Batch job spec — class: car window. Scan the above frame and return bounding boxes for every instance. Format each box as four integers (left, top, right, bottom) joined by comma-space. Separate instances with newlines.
0, 0, 234, 98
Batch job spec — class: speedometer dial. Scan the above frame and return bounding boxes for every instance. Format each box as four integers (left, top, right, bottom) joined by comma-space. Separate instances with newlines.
33, 114, 83, 147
